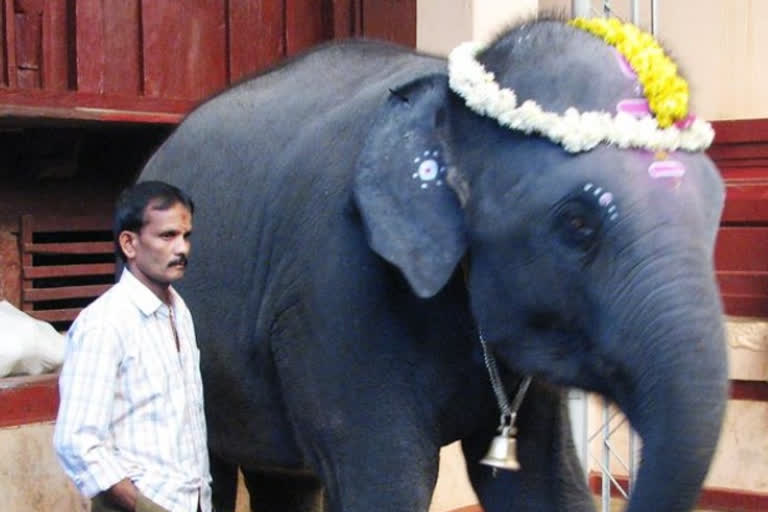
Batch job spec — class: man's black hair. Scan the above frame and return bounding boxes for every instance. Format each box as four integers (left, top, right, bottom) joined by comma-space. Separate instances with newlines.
113, 181, 195, 263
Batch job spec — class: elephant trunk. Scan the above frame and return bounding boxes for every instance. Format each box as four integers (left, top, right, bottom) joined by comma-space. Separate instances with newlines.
617, 270, 728, 512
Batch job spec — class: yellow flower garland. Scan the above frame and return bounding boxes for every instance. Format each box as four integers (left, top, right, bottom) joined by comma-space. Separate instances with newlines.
569, 17, 688, 128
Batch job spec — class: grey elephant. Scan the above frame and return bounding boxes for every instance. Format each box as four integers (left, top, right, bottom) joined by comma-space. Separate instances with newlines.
138, 14, 728, 512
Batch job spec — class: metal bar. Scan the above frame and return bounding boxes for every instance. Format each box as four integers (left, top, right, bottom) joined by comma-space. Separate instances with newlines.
571, 0, 591, 18
602, 397, 611, 511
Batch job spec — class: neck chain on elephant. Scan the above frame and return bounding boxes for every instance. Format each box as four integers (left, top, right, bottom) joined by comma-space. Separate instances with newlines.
478, 330, 532, 471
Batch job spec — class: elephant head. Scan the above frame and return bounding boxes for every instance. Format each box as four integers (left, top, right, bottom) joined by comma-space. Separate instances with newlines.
355, 16, 727, 512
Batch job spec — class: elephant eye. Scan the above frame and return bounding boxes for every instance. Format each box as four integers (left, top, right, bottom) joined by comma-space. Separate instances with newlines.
553, 199, 600, 252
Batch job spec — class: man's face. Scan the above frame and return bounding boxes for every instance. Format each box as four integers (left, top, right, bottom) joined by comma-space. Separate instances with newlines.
120, 201, 192, 295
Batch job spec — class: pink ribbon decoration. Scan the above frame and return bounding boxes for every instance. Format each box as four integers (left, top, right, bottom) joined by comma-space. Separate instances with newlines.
648, 160, 686, 179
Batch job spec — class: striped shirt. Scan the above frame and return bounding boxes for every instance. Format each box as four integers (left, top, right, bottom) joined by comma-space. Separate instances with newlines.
54, 269, 212, 512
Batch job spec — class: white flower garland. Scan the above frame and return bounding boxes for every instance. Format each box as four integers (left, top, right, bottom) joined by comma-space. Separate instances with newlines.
447, 41, 715, 153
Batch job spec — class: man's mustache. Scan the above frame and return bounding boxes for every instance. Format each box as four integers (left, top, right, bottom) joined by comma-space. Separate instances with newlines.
168, 255, 188, 267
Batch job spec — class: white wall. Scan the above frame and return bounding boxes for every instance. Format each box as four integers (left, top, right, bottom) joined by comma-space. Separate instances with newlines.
417, 0, 538, 56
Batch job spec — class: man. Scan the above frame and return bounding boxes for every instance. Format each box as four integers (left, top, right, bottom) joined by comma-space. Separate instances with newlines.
54, 181, 212, 512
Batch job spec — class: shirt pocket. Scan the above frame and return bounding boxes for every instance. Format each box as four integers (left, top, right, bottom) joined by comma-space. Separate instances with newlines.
132, 348, 172, 407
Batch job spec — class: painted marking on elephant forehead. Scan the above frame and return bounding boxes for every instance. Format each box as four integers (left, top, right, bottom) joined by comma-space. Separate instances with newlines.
617, 99, 650, 118
412, 150, 446, 189
584, 183, 619, 221
614, 49, 637, 79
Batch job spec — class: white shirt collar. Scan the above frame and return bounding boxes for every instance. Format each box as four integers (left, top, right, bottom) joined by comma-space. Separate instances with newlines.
119, 268, 179, 317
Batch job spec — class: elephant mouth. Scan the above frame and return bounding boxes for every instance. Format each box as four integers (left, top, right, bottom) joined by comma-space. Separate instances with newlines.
526, 310, 567, 331
516, 309, 623, 396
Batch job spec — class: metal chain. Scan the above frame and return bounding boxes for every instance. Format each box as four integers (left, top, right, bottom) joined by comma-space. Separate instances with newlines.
479, 330, 532, 427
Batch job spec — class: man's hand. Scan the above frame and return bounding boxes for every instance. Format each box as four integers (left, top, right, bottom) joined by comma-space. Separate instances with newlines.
106, 478, 139, 511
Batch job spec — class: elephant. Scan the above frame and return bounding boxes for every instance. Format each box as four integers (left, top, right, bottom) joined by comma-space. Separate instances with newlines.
138, 14, 728, 512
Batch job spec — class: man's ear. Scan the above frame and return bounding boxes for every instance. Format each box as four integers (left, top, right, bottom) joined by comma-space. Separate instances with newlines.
119, 231, 137, 261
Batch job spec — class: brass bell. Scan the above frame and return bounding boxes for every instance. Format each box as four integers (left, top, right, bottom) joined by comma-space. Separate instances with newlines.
480, 425, 521, 471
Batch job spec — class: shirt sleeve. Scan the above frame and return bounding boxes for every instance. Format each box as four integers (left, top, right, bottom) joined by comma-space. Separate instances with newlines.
53, 319, 128, 497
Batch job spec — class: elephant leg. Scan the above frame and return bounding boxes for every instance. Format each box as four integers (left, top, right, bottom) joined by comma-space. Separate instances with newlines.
209, 452, 238, 512
242, 467, 325, 512
462, 381, 594, 512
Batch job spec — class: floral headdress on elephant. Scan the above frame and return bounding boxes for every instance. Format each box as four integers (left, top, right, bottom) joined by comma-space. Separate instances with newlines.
448, 17, 714, 154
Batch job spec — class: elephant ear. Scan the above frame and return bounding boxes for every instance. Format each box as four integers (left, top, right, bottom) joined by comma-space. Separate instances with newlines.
354, 74, 467, 298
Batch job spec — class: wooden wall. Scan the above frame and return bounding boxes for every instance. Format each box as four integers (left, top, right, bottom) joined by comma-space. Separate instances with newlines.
0, 0, 416, 121
710, 119, 768, 318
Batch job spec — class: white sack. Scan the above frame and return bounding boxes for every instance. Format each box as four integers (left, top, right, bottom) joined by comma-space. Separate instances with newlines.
0, 300, 65, 377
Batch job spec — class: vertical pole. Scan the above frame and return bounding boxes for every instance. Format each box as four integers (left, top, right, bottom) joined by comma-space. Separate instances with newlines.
631, 0, 640, 24
571, 0, 591, 18
629, 431, 636, 490
651, 0, 659, 35
602, 398, 611, 512
568, 389, 589, 472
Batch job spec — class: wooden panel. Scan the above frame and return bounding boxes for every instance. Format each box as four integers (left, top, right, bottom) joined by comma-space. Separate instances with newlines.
0, 0, 416, 122
102, 0, 141, 95
74, 0, 105, 92
715, 228, 768, 271
76, 0, 141, 95
731, 380, 768, 401
0, 1, 6, 86
713, 118, 768, 144
361, 0, 416, 46
719, 179, 768, 223
0, 375, 59, 427
14, 0, 44, 88
142, 0, 227, 100
27, 213, 111, 232
22, 263, 115, 279
331, 0, 362, 39
4, 1, 17, 88
41, 0, 70, 90
23, 283, 110, 301
286, 0, 328, 56
19, 307, 82, 322
23, 241, 113, 254
228, 0, 285, 82
0, 87, 193, 122
710, 119, 768, 317
709, 143, 768, 162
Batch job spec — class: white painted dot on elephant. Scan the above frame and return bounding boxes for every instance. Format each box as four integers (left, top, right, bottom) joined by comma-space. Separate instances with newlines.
418, 159, 439, 181
421, 183, 428, 189
423, 150, 431, 157
412, 172, 418, 179
437, 180, 443, 186
608, 205, 617, 213
432, 150, 439, 157
610, 213, 618, 221
594, 187, 603, 196
598, 192, 613, 206
584, 183, 594, 192
413, 157, 421, 164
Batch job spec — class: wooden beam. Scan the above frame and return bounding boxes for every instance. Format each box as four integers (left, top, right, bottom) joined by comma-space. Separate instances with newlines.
23, 283, 111, 302
19, 307, 83, 322
0, 375, 59, 427
23, 241, 114, 254
22, 263, 116, 279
